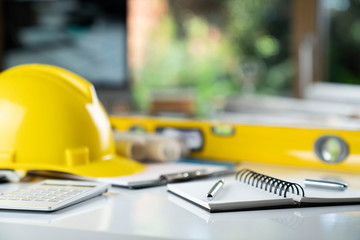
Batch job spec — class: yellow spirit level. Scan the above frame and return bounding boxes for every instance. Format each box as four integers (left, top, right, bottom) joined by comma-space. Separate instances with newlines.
110, 115, 360, 173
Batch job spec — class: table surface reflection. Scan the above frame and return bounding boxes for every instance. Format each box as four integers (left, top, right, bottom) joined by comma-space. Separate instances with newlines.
1, 163, 360, 240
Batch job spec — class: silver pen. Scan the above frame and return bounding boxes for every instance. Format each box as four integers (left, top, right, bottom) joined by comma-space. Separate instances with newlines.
304, 179, 348, 191
207, 180, 224, 200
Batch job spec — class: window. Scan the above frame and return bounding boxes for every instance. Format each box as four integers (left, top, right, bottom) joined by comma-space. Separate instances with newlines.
128, 0, 293, 117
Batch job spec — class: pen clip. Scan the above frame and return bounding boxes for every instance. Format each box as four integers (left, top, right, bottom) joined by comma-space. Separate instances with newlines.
160, 169, 208, 183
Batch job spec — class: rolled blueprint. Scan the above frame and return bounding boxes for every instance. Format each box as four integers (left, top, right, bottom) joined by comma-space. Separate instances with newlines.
113, 132, 184, 162
114, 138, 147, 161
144, 135, 182, 162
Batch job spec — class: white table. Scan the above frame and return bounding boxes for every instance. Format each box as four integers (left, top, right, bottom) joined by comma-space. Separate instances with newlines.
1, 163, 360, 240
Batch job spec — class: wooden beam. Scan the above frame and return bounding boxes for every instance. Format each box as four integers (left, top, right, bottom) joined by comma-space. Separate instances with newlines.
291, 0, 326, 98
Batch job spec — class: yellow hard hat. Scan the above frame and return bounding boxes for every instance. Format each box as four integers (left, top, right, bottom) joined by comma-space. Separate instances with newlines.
0, 64, 144, 177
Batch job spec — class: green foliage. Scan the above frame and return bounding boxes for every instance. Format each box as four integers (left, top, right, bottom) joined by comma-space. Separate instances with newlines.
329, 0, 360, 84
261, 59, 293, 95
226, 0, 293, 94
132, 0, 294, 117
255, 35, 280, 58
133, 14, 240, 117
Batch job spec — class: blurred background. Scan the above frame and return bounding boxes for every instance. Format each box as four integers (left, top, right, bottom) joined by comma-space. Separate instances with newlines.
1, 0, 360, 126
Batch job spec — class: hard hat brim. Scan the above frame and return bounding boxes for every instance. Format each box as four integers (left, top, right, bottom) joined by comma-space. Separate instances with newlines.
6, 155, 145, 178
57, 155, 146, 178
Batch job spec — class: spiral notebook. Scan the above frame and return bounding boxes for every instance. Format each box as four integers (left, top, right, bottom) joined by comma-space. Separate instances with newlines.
167, 169, 360, 212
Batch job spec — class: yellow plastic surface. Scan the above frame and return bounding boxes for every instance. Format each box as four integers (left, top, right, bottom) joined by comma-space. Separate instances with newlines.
110, 115, 360, 173
0, 64, 144, 177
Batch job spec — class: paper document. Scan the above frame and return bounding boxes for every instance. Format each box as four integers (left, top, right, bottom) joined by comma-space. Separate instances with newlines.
96, 161, 234, 188
29, 161, 234, 189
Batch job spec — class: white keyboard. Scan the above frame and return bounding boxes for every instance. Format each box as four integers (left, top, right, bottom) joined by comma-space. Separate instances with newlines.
0, 180, 110, 211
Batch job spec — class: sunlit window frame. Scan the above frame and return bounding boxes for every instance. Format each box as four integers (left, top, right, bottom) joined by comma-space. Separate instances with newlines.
292, 0, 325, 98
292, 0, 360, 104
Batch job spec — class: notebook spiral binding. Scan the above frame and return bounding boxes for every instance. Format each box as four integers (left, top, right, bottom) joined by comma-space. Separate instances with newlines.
235, 169, 305, 198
